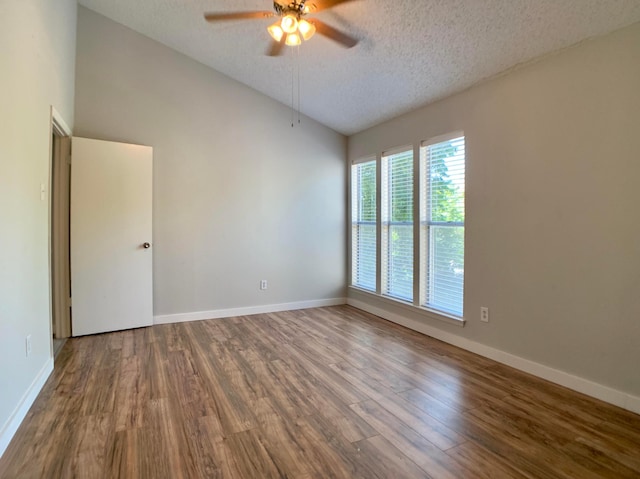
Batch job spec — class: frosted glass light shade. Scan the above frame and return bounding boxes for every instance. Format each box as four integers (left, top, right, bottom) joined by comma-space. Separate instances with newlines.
267, 22, 284, 42
298, 19, 316, 41
285, 32, 301, 46
281, 14, 298, 34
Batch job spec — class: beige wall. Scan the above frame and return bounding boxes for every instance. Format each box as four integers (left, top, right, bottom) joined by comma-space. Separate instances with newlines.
0, 0, 77, 449
348, 22, 640, 400
74, 7, 347, 318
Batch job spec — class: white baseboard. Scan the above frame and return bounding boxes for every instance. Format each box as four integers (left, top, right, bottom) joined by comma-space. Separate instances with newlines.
0, 358, 54, 458
154, 297, 347, 325
348, 297, 640, 415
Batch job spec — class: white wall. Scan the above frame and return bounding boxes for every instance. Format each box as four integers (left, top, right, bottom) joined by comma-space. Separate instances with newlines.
74, 7, 346, 320
348, 22, 640, 407
0, 0, 77, 453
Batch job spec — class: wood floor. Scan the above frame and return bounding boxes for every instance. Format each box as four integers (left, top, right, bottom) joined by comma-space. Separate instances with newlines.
1, 306, 639, 478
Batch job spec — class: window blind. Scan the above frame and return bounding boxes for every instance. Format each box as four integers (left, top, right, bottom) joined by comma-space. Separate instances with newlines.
383, 150, 413, 302
351, 161, 376, 291
422, 136, 465, 316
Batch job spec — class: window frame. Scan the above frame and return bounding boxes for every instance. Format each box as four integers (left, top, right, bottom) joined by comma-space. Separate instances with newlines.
348, 132, 466, 326
420, 133, 466, 318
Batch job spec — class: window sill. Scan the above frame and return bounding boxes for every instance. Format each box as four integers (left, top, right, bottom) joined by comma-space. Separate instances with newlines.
347, 286, 466, 328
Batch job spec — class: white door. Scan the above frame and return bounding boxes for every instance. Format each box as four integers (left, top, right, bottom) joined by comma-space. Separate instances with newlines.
70, 137, 153, 336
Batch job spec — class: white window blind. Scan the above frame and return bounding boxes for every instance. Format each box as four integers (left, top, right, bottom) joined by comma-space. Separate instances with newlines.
382, 150, 413, 302
351, 160, 376, 291
421, 136, 465, 316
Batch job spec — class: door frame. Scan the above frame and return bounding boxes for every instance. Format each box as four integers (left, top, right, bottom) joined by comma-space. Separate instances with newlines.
49, 107, 72, 357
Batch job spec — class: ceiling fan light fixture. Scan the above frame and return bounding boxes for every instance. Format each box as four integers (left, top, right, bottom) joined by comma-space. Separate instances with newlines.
298, 19, 316, 41
281, 14, 298, 34
267, 22, 284, 41
285, 32, 302, 46
203, 0, 359, 56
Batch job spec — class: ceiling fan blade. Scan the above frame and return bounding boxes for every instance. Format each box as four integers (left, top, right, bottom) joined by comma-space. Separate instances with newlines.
204, 11, 274, 22
266, 36, 286, 57
311, 19, 358, 48
309, 0, 359, 13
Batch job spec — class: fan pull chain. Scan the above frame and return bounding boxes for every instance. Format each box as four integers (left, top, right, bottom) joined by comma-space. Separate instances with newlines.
297, 44, 301, 125
290, 46, 302, 128
291, 50, 295, 128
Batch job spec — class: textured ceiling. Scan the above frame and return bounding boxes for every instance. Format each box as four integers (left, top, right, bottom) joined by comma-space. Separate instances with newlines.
77, 0, 640, 135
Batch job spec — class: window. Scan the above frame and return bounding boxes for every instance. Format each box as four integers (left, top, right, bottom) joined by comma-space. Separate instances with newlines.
421, 136, 465, 316
382, 149, 413, 302
350, 134, 465, 320
351, 160, 376, 291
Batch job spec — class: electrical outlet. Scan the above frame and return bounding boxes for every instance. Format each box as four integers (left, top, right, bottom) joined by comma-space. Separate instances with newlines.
480, 307, 489, 323
26, 335, 32, 357
260, 280, 268, 290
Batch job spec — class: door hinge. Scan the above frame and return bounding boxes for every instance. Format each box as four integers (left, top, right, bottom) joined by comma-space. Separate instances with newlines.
68, 296, 72, 307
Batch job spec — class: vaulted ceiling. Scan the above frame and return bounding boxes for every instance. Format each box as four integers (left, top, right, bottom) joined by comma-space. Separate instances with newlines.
78, 0, 640, 135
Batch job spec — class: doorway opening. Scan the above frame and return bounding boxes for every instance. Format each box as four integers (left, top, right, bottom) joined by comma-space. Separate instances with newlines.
50, 108, 72, 358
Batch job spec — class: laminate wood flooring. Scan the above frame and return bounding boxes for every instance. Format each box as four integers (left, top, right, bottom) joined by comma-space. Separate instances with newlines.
1, 305, 639, 478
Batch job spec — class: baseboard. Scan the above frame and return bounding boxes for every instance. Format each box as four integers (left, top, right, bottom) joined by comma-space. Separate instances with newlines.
347, 297, 640, 415
154, 297, 347, 325
0, 358, 54, 458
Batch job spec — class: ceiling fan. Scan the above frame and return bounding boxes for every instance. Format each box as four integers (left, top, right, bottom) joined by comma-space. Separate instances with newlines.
204, 0, 359, 56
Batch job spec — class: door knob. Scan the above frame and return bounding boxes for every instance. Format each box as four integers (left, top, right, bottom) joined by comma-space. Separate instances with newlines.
143, 242, 151, 249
